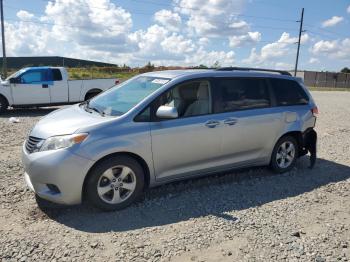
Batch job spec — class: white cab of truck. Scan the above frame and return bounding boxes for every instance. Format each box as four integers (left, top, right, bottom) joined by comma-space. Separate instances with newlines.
0, 66, 118, 112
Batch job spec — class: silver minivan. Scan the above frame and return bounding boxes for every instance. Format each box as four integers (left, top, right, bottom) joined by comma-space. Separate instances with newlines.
22, 68, 318, 211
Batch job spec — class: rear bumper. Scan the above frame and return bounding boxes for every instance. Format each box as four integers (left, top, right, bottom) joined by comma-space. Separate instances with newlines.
22, 143, 95, 205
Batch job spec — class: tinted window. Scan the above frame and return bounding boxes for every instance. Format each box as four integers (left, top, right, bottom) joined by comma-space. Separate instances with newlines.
21, 71, 42, 83
19, 69, 53, 84
52, 69, 62, 81
270, 79, 309, 106
215, 78, 270, 112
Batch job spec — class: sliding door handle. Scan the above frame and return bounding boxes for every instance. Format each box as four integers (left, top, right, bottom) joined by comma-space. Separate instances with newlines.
223, 118, 237, 125
205, 120, 220, 128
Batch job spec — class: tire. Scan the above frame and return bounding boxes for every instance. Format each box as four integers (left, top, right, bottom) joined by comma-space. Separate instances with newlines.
270, 136, 298, 173
85, 156, 145, 211
0, 96, 8, 113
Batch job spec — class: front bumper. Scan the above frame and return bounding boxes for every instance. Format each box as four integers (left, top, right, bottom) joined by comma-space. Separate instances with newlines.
22, 143, 95, 205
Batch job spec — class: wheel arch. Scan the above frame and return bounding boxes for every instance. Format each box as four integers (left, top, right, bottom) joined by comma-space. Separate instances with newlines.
273, 131, 303, 159
82, 151, 151, 201
84, 88, 102, 100
0, 93, 9, 105
0, 93, 10, 111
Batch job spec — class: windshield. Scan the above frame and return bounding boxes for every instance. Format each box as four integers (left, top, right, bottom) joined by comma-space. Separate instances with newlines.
87, 76, 170, 116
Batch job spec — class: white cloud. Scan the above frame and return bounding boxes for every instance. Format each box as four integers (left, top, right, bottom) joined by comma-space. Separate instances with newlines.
274, 62, 293, 70
44, 0, 135, 52
184, 47, 235, 66
311, 38, 350, 60
10, 0, 341, 69
161, 34, 195, 54
322, 16, 344, 28
16, 10, 34, 20
198, 37, 209, 46
243, 32, 309, 65
154, 9, 182, 32
309, 57, 320, 64
130, 24, 197, 63
174, 0, 247, 37
348, 5, 350, 13
229, 31, 261, 47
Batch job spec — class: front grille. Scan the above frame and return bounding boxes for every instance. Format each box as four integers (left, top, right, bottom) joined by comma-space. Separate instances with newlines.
25, 136, 43, 153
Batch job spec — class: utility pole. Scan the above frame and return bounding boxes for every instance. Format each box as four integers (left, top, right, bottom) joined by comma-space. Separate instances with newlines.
294, 7, 304, 77
0, 0, 6, 79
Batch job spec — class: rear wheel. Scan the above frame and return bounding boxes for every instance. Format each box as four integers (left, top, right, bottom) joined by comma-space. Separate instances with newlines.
0, 96, 8, 113
85, 156, 144, 211
270, 136, 298, 173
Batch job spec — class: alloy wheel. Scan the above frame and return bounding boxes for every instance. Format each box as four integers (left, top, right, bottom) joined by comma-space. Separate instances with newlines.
97, 165, 137, 204
276, 141, 296, 169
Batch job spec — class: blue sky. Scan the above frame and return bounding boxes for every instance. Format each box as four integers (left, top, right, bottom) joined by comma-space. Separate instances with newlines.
2, 0, 350, 71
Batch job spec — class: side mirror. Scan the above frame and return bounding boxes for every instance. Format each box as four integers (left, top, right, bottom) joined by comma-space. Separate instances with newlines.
156, 106, 178, 119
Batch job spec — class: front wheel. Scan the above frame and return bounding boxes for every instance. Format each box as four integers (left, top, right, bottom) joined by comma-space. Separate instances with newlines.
270, 136, 298, 173
85, 156, 145, 211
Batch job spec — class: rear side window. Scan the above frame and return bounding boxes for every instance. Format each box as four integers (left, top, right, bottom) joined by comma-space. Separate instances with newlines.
52, 69, 63, 81
270, 79, 309, 106
214, 78, 270, 113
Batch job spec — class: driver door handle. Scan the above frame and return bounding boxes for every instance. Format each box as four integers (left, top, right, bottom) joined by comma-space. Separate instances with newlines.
205, 120, 220, 128
223, 118, 237, 125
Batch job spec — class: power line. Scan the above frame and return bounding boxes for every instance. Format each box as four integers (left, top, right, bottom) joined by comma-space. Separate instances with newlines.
34, 0, 297, 23
5, 17, 301, 39
4, 17, 306, 47
128, 0, 297, 22
304, 23, 348, 39
3, 4, 300, 33
4, 4, 296, 24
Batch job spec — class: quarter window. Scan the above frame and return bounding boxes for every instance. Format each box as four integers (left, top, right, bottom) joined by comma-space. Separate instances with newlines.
215, 78, 270, 113
270, 79, 309, 106
52, 69, 63, 81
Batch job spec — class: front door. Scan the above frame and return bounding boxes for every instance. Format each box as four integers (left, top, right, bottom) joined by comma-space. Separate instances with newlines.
150, 79, 222, 180
11, 68, 51, 105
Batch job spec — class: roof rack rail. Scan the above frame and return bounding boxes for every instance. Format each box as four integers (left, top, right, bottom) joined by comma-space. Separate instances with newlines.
216, 67, 292, 76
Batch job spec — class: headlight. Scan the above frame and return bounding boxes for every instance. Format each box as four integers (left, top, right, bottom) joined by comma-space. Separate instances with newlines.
39, 133, 88, 152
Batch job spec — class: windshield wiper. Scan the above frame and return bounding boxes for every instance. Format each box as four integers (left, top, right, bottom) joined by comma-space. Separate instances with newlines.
89, 106, 105, 116
82, 101, 105, 116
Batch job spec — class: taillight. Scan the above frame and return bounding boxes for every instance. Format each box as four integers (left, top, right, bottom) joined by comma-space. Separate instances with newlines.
311, 106, 319, 116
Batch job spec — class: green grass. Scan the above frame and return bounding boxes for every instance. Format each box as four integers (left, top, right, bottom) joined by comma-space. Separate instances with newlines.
67, 67, 137, 80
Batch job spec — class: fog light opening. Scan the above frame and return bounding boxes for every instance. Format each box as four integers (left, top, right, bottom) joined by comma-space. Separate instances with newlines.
46, 184, 61, 194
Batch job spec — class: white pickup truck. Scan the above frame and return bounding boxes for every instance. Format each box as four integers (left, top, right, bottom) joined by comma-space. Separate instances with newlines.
0, 67, 118, 112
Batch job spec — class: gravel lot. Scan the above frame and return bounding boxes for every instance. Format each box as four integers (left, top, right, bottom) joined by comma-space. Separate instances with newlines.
0, 91, 349, 262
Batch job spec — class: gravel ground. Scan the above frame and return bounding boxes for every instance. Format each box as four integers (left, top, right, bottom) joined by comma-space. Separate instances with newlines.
0, 91, 349, 262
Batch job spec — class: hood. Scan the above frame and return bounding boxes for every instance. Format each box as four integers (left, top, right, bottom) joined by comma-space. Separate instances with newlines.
30, 104, 112, 139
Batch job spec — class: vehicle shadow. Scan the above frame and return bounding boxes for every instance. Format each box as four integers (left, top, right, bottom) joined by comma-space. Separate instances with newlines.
38, 157, 350, 233
0, 107, 62, 118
